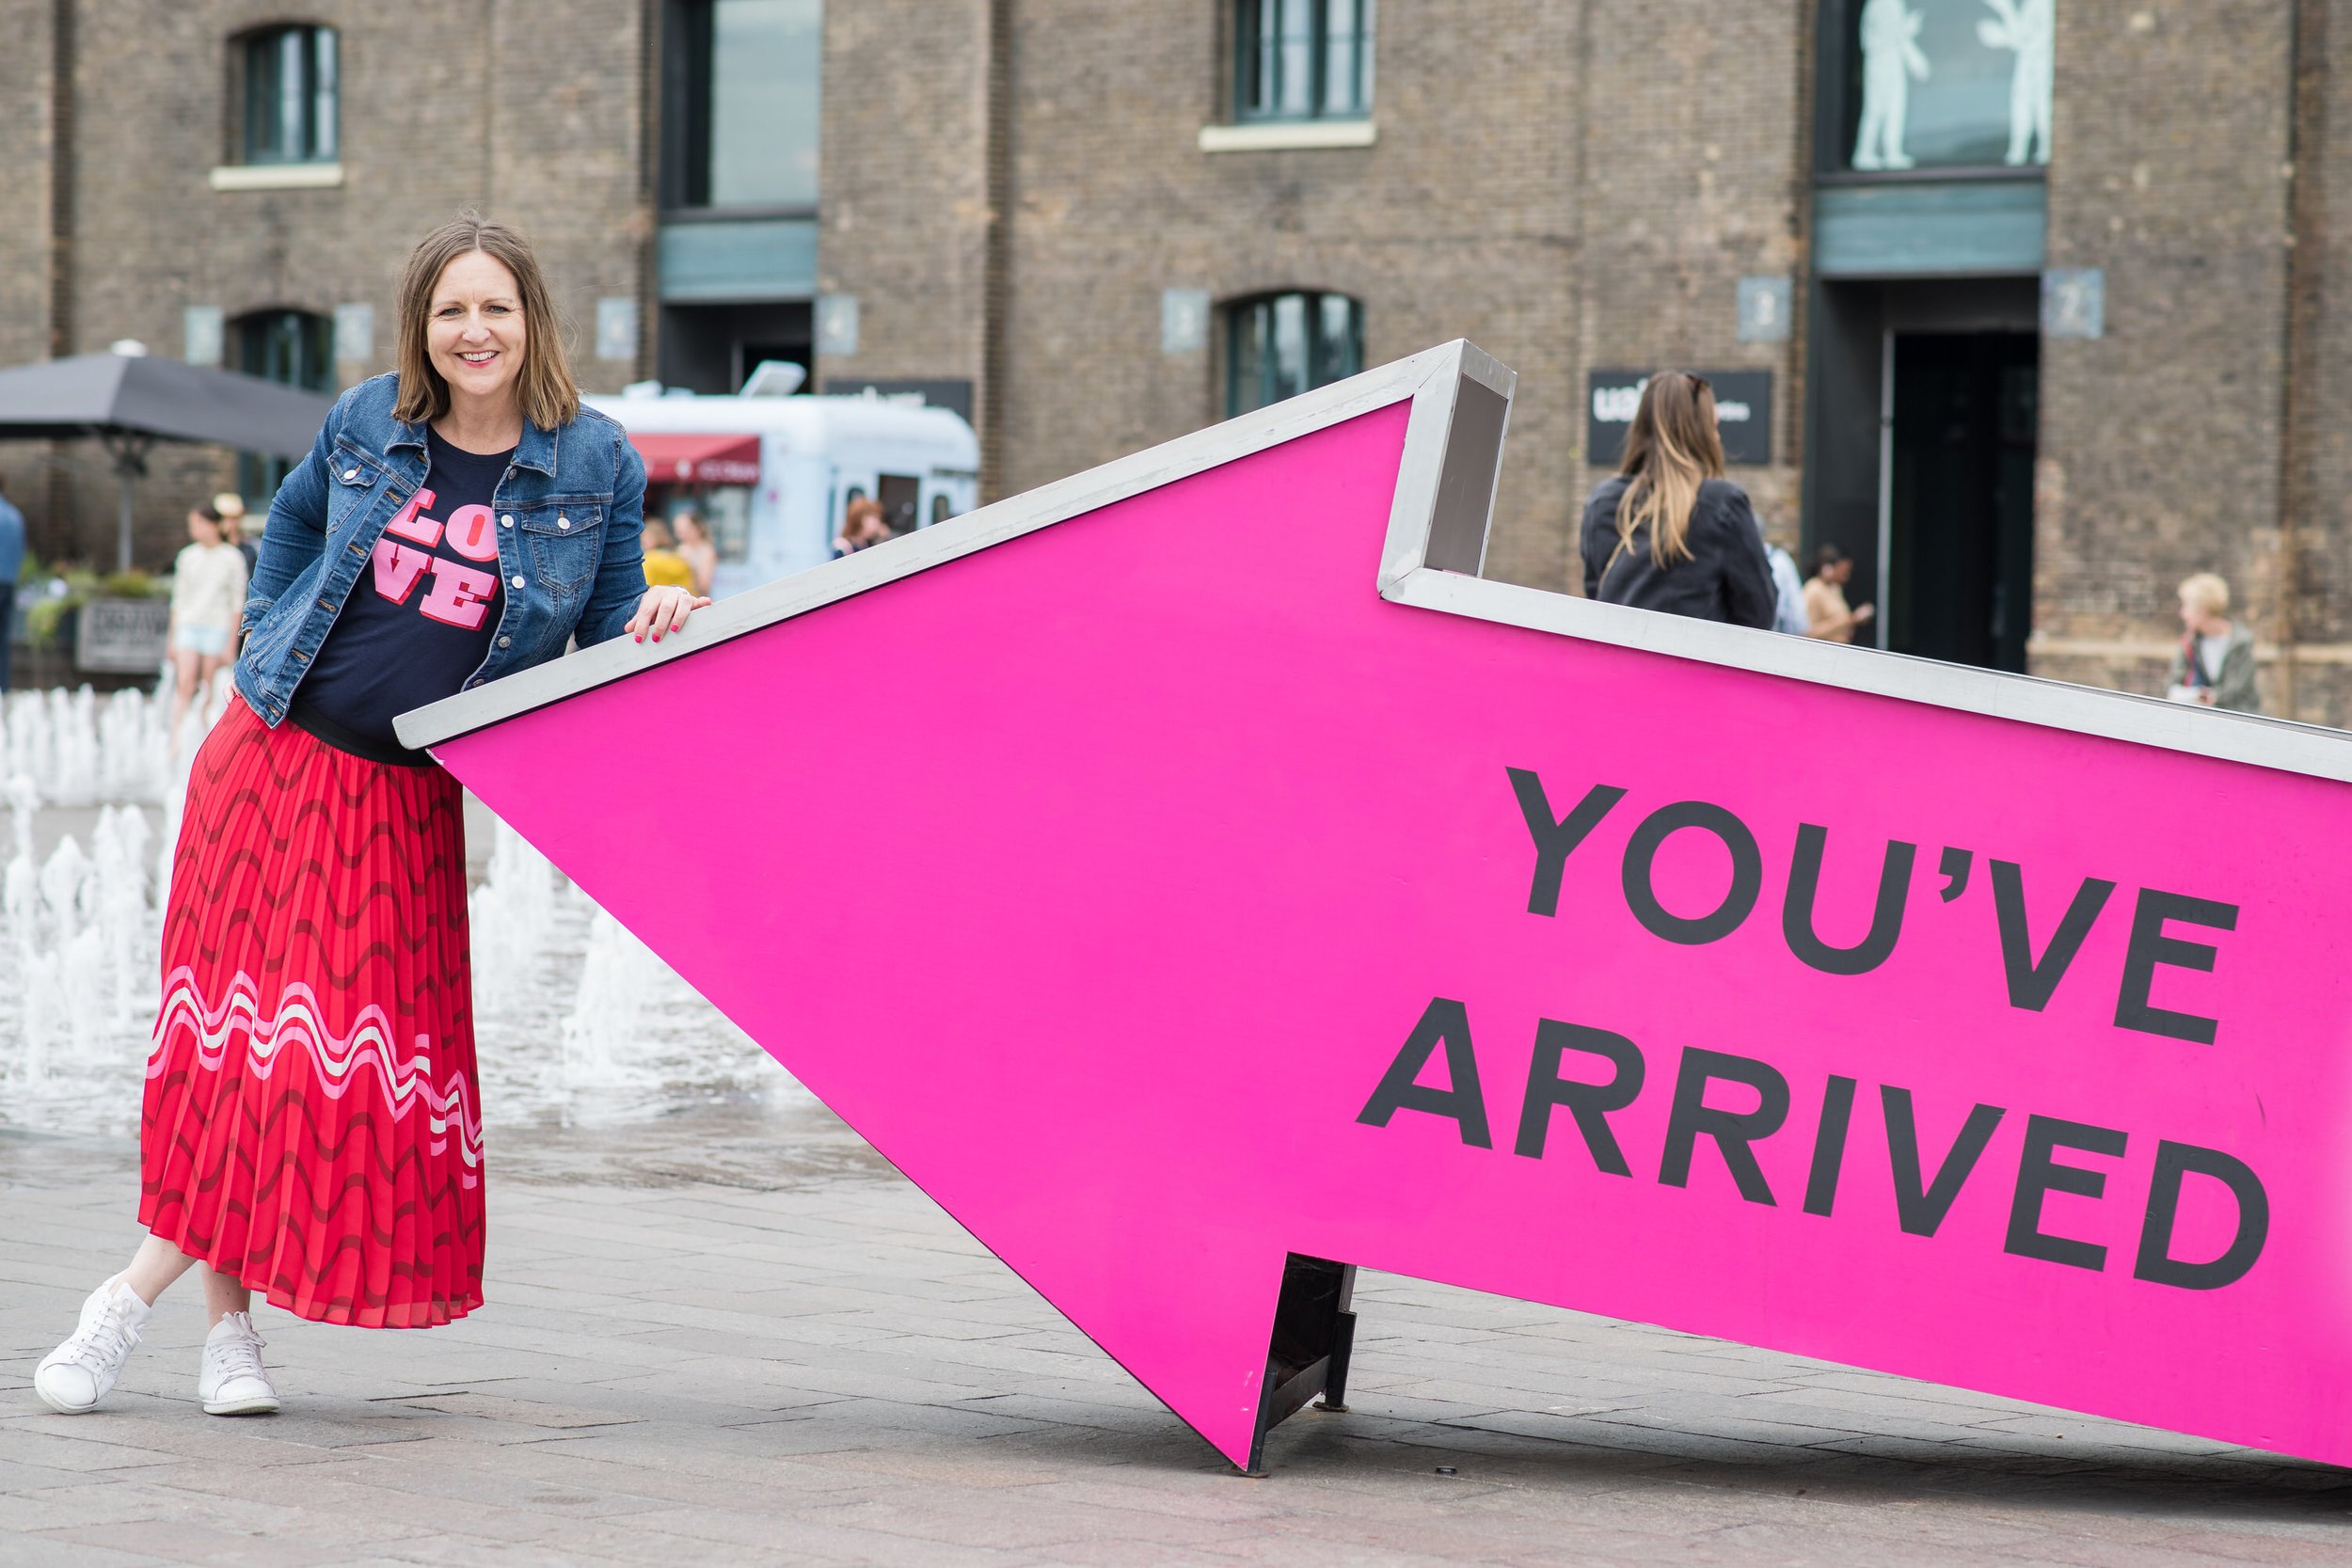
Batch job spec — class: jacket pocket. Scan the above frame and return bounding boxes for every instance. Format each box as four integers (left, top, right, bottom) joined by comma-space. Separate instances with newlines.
517, 503, 603, 594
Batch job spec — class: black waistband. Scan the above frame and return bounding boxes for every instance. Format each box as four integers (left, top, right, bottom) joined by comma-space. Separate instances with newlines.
285, 699, 438, 769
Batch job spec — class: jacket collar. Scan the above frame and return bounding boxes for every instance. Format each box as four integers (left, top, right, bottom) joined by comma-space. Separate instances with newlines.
389, 408, 559, 476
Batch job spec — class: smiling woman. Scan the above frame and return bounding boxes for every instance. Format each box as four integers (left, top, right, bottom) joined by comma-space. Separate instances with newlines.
32, 216, 710, 1423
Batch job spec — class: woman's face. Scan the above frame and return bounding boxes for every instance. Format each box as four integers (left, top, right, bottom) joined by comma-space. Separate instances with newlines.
427, 250, 527, 409
187, 511, 219, 546
2179, 593, 2205, 632
675, 515, 706, 545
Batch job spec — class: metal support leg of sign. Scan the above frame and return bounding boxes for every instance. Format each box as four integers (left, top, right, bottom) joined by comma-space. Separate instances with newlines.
1244, 1255, 1359, 1475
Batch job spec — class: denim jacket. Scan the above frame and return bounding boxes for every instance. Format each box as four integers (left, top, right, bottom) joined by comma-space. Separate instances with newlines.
233, 373, 647, 728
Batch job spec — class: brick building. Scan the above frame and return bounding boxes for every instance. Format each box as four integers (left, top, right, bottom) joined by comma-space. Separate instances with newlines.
8, 2, 2352, 721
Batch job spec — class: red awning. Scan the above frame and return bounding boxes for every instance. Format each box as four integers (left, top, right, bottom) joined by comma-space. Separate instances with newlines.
628, 432, 763, 485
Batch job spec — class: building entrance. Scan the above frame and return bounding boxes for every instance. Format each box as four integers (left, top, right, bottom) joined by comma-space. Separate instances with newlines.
1885, 332, 2038, 671
1804, 276, 2040, 673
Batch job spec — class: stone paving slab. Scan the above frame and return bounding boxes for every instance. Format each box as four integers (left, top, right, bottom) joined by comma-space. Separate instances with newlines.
1, 1109, 2345, 1567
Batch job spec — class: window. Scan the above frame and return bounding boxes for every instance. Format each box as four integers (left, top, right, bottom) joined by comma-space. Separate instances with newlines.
1226, 293, 1363, 417
1234, 0, 1375, 122
241, 25, 339, 165
237, 310, 333, 501
1836, 0, 2052, 172
663, 0, 823, 210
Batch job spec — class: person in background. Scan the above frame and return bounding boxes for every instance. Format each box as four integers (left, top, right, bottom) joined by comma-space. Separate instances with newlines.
0, 470, 24, 693
672, 509, 718, 598
214, 492, 258, 579
2167, 572, 2261, 713
1581, 371, 1775, 628
832, 496, 892, 559
166, 501, 247, 745
1803, 544, 1875, 642
640, 516, 694, 591
1757, 522, 1808, 636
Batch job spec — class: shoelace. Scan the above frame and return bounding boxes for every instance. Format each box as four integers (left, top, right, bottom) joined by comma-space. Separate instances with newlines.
61, 1298, 142, 1370
206, 1324, 267, 1385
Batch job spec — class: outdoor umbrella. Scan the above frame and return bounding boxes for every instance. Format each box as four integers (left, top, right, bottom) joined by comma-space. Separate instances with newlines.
0, 349, 336, 570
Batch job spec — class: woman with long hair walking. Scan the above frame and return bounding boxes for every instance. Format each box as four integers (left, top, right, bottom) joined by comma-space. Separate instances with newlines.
1581, 371, 1776, 629
35, 215, 708, 1416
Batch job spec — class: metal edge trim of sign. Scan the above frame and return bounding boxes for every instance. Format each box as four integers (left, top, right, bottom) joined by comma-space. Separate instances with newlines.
395, 341, 1476, 751
1380, 571, 2352, 784
400, 337, 2352, 785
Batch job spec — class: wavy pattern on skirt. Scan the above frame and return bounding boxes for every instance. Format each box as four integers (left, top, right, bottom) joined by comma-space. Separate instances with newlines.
141, 699, 485, 1329
148, 969, 485, 1168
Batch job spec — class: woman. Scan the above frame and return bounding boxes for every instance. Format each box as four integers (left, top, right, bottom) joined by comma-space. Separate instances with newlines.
832, 496, 891, 558
2167, 572, 2260, 713
672, 509, 718, 598
35, 216, 709, 1418
166, 501, 247, 745
1581, 371, 1775, 628
215, 491, 260, 579
1803, 544, 1876, 642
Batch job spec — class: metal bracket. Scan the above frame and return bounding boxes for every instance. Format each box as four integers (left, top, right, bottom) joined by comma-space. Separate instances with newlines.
1244, 1254, 1359, 1475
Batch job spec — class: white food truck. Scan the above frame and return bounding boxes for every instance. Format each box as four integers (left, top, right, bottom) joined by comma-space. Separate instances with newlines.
587, 371, 981, 599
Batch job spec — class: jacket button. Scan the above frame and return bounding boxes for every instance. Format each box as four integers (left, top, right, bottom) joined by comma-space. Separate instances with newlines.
342, 468, 358, 481
510, 575, 525, 589
501, 515, 515, 528
498, 636, 512, 648
558, 517, 570, 530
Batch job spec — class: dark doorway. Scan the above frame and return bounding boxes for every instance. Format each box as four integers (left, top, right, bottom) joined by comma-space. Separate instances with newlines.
1802, 276, 2040, 671
657, 300, 812, 395
1886, 333, 2038, 671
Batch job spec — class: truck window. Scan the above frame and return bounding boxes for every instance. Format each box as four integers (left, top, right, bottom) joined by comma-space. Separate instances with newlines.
878, 474, 920, 535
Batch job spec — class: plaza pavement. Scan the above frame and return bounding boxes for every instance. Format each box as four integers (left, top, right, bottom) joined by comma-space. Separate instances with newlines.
2, 1101, 2345, 1568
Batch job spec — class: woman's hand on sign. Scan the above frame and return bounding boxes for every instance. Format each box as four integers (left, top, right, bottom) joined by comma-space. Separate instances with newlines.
628, 585, 711, 644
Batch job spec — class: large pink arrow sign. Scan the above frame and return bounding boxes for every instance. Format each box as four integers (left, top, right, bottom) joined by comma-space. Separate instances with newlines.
401, 343, 2352, 1472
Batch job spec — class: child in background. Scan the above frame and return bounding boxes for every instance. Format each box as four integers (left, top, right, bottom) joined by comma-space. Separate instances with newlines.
641, 517, 694, 591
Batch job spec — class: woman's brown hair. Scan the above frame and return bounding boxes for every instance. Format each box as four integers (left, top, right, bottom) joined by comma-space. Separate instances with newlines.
1609, 371, 1725, 572
392, 215, 580, 430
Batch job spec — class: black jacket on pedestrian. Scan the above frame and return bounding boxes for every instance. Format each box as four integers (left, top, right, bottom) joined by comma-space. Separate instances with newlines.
1581, 476, 1777, 630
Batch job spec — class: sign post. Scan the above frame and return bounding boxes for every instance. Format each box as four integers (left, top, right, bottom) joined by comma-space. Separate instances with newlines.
402, 342, 2352, 1474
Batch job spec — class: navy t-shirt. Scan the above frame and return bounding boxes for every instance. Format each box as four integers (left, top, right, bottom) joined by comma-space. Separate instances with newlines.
291, 428, 512, 765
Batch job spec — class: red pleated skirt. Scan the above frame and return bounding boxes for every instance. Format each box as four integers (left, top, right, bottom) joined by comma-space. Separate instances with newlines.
140, 698, 484, 1327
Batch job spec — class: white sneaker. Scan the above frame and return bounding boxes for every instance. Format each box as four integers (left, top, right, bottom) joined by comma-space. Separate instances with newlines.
35, 1278, 151, 1414
198, 1311, 279, 1416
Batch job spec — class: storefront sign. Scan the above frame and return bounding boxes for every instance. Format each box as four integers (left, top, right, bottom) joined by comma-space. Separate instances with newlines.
1589, 369, 1773, 467
407, 342, 2352, 1476
74, 596, 168, 673
823, 377, 976, 426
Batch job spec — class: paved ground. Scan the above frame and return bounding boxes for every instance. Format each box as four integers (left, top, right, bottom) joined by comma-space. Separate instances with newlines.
2, 1101, 2345, 1568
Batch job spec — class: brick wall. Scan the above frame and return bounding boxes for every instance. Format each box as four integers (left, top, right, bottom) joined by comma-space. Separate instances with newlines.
814, 0, 994, 446
23, 0, 651, 571
2030, 0, 2300, 711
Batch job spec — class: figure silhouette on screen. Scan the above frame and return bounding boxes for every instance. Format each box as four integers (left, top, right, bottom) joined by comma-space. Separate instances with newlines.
1979, 0, 2055, 166
1853, 0, 1931, 170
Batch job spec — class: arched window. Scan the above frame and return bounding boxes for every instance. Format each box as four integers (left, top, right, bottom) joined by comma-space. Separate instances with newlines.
1225, 292, 1363, 417
236, 309, 333, 500
240, 24, 339, 165
1234, 1, 1375, 122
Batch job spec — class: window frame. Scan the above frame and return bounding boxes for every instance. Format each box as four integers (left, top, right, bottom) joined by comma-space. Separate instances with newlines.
1232, 0, 1375, 125
235, 309, 335, 502
237, 24, 339, 166
1223, 291, 1365, 419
